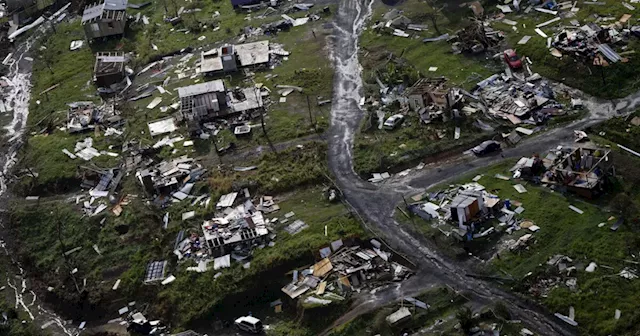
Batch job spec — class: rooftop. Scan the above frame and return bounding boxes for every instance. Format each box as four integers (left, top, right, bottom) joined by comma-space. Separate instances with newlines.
82, 0, 128, 23
235, 40, 270, 67
94, 52, 125, 76
178, 80, 226, 98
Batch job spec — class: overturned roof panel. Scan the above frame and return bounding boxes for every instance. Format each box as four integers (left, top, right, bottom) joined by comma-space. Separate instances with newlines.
104, 0, 128, 10
235, 41, 270, 67
178, 80, 225, 98
82, 0, 128, 23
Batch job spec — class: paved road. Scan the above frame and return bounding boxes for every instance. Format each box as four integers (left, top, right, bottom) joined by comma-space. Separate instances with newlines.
325, 0, 640, 334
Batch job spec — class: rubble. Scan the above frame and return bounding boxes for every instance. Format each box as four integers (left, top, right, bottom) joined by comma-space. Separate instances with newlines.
282, 240, 413, 303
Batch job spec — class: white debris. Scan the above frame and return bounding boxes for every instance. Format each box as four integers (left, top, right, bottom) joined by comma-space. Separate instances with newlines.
585, 262, 597, 272
161, 275, 176, 285
147, 97, 163, 109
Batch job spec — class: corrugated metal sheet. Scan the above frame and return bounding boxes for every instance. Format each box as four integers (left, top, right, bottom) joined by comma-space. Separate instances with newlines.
598, 44, 621, 63
82, 0, 128, 23
235, 41, 270, 67
82, 4, 104, 23
178, 80, 225, 98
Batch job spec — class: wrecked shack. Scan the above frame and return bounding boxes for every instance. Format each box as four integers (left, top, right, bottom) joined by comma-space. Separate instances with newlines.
82, 0, 127, 40
544, 147, 612, 198
93, 52, 125, 88
178, 80, 227, 121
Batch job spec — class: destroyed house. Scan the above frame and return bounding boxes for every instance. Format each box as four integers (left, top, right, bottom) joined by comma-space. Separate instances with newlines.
67, 102, 97, 133
449, 189, 485, 227
136, 156, 204, 196
547, 147, 612, 198
404, 78, 451, 111
81, 0, 127, 40
200, 41, 270, 76
201, 45, 237, 74
178, 80, 227, 121
202, 217, 269, 257
228, 87, 263, 114
93, 52, 125, 88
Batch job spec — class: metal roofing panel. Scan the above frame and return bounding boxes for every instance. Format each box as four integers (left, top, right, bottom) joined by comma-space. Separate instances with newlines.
82, 4, 104, 23
598, 44, 621, 63
178, 80, 225, 98
235, 41, 270, 66
97, 55, 125, 63
104, 0, 128, 10
213, 254, 231, 270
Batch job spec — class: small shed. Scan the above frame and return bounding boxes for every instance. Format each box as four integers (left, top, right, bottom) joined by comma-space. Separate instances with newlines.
82, 0, 128, 40
93, 52, 125, 88
449, 189, 485, 227
178, 80, 227, 121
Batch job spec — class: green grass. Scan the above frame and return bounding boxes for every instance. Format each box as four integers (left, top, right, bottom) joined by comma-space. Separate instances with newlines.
353, 113, 493, 177
408, 156, 640, 335
362, 0, 496, 90
153, 186, 365, 327
329, 287, 468, 336
589, 110, 640, 151
493, 0, 640, 99
19, 6, 335, 193
353, 0, 498, 176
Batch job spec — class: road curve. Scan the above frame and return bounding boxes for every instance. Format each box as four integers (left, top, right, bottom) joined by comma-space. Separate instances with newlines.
325, 0, 640, 334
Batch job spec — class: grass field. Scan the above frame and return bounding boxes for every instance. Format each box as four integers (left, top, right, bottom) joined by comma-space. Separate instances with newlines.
406, 152, 640, 335
19, 3, 334, 194
353, 113, 493, 177
492, 0, 640, 99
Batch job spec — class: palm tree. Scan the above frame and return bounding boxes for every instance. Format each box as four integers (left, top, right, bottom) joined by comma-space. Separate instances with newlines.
456, 306, 475, 333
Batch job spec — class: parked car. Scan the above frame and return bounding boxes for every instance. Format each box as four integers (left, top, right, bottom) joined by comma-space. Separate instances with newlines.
383, 114, 404, 130
471, 140, 501, 155
235, 316, 263, 334
503, 49, 522, 69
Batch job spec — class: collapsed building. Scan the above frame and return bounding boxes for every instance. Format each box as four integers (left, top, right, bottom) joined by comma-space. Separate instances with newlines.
178, 80, 227, 121
200, 41, 272, 75
408, 182, 503, 241
551, 22, 627, 65
542, 147, 613, 198
66, 101, 120, 133
403, 77, 467, 122
281, 239, 413, 302
81, 0, 128, 40
93, 51, 126, 88
475, 74, 562, 125
450, 19, 504, 54
136, 156, 207, 202
172, 192, 282, 273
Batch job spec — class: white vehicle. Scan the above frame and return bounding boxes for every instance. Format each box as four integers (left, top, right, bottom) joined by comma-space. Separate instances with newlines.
234, 316, 263, 334
383, 114, 404, 130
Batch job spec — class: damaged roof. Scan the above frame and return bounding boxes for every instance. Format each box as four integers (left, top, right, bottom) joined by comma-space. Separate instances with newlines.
178, 80, 226, 98
235, 40, 270, 67
82, 0, 128, 23
94, 52, 125, 76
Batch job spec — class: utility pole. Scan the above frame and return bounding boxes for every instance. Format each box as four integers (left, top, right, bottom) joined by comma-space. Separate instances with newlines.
306, 94, 315, 131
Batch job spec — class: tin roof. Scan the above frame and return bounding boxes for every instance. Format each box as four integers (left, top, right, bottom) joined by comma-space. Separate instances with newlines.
177, 80, 225, 98
82, 0, 128, 23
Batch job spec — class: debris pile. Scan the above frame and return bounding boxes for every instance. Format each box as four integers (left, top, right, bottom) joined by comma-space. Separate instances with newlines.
550, 23, 630, 65
66, 101, 119, 133
282, 239, 414, 303
171, 191, 282, 276
475, 74, 563, 125
450, 20, 505, 54
135, 156, 207, 206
